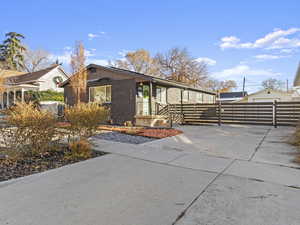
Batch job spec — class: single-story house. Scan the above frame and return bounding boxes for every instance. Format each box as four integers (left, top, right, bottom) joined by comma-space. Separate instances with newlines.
0, 65, 68, 108
217, 91, 247, 102
237, 89, 294, 102
60, 64, 216, 124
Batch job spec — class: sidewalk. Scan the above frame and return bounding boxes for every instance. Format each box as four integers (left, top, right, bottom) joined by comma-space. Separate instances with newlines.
1, 125, 299, 225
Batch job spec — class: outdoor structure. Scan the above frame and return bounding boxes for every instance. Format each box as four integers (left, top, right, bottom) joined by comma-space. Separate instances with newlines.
217, 91, 247, 102
292, 62, 300, 101
0, 65, 68, 108
237, 89, 295, 102
61, 64, 216, 124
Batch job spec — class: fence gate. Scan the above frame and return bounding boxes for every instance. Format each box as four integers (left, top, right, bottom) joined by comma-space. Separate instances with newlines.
164, 101, 300, 127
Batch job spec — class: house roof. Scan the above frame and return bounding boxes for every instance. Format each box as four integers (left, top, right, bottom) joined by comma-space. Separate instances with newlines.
60, 64, 216, 95
6, 65, 68, 85
0, 69, 26, 78
293, 62, 300, 86
220, 91, 247, 99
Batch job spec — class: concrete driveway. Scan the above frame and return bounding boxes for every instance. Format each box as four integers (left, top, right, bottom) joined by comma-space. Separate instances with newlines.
1, 125, 300, 225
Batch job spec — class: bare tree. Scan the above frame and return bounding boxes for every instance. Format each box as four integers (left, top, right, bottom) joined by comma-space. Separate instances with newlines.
262, 78, 284, 90
23, 48, 52, 72
206, 79, 237, 92
155, 48, 208, 87
0, 68, 6, 93
69, 41, 87, 104
113, 49, 160, 76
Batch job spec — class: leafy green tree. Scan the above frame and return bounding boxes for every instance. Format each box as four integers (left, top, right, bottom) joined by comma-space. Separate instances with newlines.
0, 32, 26, 70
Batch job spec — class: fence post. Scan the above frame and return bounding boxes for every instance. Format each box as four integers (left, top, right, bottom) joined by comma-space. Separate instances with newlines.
218, 101, 222, 126
168, 104, 173, 128
273, 100, 277, 128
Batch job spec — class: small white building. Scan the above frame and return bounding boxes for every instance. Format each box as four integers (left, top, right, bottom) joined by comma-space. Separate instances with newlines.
293, 63, 300, 101
238, 89, 294, 102
0, 65, 68, 108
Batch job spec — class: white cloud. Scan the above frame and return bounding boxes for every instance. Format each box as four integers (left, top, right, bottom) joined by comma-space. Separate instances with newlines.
254, 54, 289, 60
84, 49, 95, 57
220, 28, 300, 50
49, 51, 72, 64
88, 33, 99, 40
280, 49, 294, 53
212, 65, 280, 79
86, 58, 109, 66
63, 46, 71, 50
195, 57, 216, 66
118, 49, 131, 57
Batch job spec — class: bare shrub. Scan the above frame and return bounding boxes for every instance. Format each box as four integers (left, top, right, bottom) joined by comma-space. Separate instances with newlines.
64, 103, 109, 139
289, 123, 300, 163
66, 138, 92, 160
1, 102, 57, 156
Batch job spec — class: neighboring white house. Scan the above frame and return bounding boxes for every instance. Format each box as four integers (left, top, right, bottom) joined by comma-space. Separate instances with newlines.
0, 65, 68, 108
238, 89, 295, 102
293, 62, 300, 101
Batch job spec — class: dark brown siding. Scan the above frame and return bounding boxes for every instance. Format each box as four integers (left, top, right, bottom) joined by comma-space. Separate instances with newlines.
64, 85, 76, 105
111, 79, 136, 124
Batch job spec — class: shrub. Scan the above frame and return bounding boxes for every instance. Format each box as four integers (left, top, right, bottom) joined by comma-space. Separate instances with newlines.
66, 138, 92, 160
64, 103, 109, 139
289, 123, 300, 163
289, 124, 300, 146
2, 102, 57, 156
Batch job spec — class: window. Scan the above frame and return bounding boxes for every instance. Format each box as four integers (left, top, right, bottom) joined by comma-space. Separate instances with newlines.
156, 86, 166, 104
89, 85, 111, 104
196, 93, 203, 103
182, 90, 189, 102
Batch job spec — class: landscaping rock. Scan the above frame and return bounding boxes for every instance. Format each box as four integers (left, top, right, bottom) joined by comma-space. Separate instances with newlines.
93, 131, 155, 144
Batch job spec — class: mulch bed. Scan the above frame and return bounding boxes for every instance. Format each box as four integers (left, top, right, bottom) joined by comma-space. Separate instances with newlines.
97, 125, 183, 139
55, 123, 182, 139
137, 128, 182, 139
0, 148, 106, 183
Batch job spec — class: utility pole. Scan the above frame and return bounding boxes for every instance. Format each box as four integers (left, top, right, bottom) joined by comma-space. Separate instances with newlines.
286, 79, 289, 92
242, 76, 246, 96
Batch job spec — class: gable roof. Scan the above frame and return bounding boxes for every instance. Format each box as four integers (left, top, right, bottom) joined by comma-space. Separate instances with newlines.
0, 69, 26, 78
294, 62, 300, 86
61, 64, 216, 95
220, 91, 247, 99
246, 88, 292, 98
6, 65, 69, 85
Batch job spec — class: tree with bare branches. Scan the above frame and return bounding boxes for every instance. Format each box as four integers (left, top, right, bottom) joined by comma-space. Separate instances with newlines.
155, 48, 208, 87
69, 41, 87, 104
23, 48, 52, 72
205, 79, 237, 92
262, 78, 284, 90
113, 49, 160, 76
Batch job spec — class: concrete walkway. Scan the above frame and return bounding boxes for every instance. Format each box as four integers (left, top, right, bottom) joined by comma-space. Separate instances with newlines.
1, 125, 300, 225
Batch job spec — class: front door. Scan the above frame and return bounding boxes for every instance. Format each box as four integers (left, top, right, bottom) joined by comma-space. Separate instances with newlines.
136, 84, 150, 116
142, 85, 150, 115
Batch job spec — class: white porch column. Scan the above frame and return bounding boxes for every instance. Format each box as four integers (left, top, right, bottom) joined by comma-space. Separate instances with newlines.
6, 91, 9, 108
13, 90, 16, 104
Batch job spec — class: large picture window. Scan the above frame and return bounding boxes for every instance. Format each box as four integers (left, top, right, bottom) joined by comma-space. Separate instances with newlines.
89, 85, 111, 104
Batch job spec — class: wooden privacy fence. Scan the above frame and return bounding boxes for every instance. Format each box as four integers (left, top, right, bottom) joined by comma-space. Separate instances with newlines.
161, 101, 300, 127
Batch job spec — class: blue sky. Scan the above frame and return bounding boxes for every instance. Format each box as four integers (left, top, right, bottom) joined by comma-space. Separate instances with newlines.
1, 0, 300, 93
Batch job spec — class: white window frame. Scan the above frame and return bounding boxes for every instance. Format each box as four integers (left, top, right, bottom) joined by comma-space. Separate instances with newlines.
182, 90, 189, 102
89, 85, 112, 104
